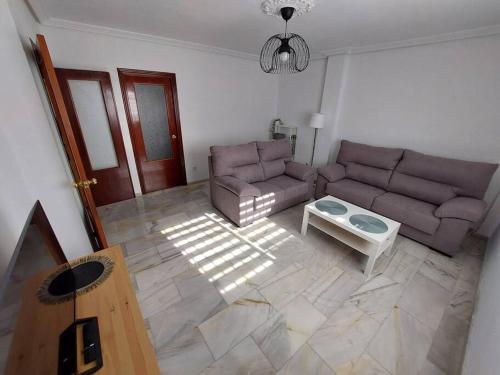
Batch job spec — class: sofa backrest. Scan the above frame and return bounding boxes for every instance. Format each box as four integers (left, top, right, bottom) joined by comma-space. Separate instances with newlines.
336, 140, 404, 189
257, 139, 292, 179
391, 150, 498, 202
210, 142, 264, 183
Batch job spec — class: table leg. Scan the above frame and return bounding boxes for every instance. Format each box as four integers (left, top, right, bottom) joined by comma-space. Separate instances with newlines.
384, 229, 398, 257
301, 209, 309, 236
364, 252, 377, 280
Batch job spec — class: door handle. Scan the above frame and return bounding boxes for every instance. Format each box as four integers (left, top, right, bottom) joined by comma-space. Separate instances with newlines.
73, 178, 98, 189
171, 134, 177, 139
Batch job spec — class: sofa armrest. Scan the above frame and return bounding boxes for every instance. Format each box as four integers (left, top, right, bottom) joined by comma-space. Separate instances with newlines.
435, 197, 487, 223
285, 161, 316, 181
214, 176, 260, 197
317, 163, 346, 182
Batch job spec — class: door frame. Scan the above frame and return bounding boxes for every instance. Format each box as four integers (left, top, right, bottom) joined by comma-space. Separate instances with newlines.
56, 68, 135, 206
117, 68, 187, 193
32, 34, 108, 250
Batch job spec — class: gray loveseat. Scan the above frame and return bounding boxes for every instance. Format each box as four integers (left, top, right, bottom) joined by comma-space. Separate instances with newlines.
315, 140, 498, 256
209, 139, 316, 226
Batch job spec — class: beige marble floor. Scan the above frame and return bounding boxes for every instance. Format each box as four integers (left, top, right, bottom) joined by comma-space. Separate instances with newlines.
98, 181, 485, 375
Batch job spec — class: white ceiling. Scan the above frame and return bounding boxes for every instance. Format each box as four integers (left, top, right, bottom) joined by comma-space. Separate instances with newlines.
29, 0, 500, 56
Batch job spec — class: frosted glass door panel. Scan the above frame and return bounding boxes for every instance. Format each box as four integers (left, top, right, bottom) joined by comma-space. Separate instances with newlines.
68, 80, 118, 170
134, 84, 173, 161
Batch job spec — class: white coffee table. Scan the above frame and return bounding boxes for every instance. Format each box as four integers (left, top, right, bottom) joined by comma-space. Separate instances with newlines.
301, 195, 400, 279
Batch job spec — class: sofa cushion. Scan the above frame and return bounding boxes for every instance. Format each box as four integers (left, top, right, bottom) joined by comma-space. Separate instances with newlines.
257, 139, 293, 179
261, 159, 286, 179
337, 140, 404, 170
435, 197, 487, 223
396, 150, 498, 199
214, 176, 261, 197
372, 192, 440, 235
252, 181, 285, 209
231, 164, 265, 183
388, 172, 456, 205
325, 179, 385, 209
318, 163, 345, 182
266, 175, 309, 201
345, 163, 392, 189
210, 142, 264, 182
257, 139, 292, 162
285, 161, 316, 182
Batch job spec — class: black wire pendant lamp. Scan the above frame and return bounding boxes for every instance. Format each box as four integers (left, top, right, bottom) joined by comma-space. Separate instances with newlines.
260, 7, 310, 74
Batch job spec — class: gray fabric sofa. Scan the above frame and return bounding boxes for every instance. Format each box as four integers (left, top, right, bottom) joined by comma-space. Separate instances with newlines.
209, 139, 316, 227
315, 140, 498, 256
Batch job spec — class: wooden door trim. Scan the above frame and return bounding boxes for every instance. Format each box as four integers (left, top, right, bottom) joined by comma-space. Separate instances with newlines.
32, 34, 108, 249
56, 68, 135, 205
117, 68, 187, 193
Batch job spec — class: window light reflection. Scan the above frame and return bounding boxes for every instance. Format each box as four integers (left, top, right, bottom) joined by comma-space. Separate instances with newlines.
160, 216, 207, 234
219, 260, 274, 294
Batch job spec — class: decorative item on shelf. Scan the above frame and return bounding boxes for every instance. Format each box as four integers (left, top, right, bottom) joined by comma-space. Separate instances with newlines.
37, 255, 114, 304
271, 118, 298, 159
260, 1, 314, 73
309, 112, 324, 165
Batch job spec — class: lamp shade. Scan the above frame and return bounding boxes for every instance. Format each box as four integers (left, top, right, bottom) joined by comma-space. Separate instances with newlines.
309, 113, 324, 129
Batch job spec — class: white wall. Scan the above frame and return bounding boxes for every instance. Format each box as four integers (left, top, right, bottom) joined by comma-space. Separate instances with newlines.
463, 223, 500, 375
277, 59, 327, 164
40, 24, 280, 193
0, 0, 91, 279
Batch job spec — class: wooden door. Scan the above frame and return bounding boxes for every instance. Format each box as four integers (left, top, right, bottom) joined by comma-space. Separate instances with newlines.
56, 69, 135, 206
32, 34, 107, 250
118, 69, 186, 193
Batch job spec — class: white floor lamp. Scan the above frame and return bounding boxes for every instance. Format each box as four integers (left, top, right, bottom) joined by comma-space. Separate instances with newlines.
309, 113, 325, 165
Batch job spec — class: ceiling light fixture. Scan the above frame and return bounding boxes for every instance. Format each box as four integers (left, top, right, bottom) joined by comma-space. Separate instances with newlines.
260, 1, 314, 74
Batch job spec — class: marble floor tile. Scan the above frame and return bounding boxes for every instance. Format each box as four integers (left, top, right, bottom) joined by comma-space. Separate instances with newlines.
419, 359, 447, 375
419, 252, 461, 291
367, 306, 434, 375
258, 262, 303, 288
302, 266, 344, 305
426, 310, 470, 375
149, 285, 227, 354
136, 278, 181, 319
97, 181, 485, 375
309, 303, 381, 371
156, 327, 214, 375
199, 290, 274, 360
135, 254, 191, 290
448, 278, 476, 321
296, 231, 353, 271
399, 272, 451, 331
173, 266, 221, 298
252, 295, 326, 370
339, 249, 368, 274
457, 254, 483, 288
309, 270, 364, 318
335, 353, 390, 375
347, 274, 403, 322
383, 248, 423, 285
395, 236, 430, 260
277, 344, 334, 375
125, 246, 162, 274
122, 233, 159, 256
200, 337, 274, 375
259, 264, 315, 310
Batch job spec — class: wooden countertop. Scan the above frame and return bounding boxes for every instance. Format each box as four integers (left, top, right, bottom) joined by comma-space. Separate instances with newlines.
6, 246, 160, 374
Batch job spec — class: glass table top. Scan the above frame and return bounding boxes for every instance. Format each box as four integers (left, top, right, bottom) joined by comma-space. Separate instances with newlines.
315, 200, 348, 215
349, 214, 389, 234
